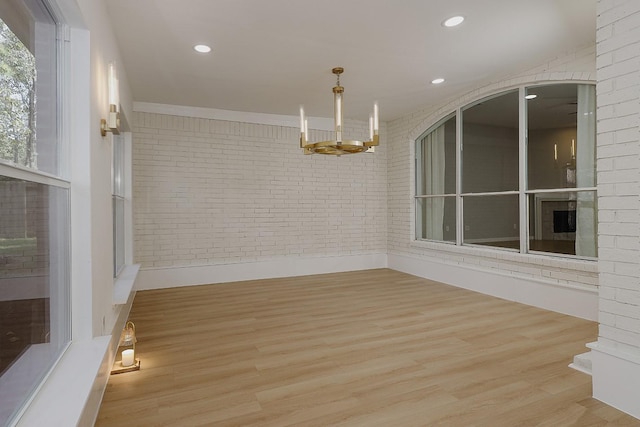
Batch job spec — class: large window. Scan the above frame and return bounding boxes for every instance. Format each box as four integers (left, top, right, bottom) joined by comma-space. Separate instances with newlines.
113, 134, 125, 276
415, 83, 597, 258
0, 2, 70, 425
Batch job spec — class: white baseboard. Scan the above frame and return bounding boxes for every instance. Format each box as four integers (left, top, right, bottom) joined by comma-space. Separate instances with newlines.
589, 342, 640, 420
387, 252, 598, 321
136, 253, 389, 290
79, 287, 137, 427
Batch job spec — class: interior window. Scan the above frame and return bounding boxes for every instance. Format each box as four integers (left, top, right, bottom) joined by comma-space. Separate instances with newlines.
414, 83, 597, 259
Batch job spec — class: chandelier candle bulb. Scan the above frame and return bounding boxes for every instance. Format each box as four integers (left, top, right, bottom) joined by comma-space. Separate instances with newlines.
554, 143, 558, 161
108, 62, 119, 109
571, 139, 575, 157
299, 106, 305, 134
369, 115, 374, 140
373, 102, 379, 132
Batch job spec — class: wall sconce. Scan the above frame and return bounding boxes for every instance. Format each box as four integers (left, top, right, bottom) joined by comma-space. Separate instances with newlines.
110, 321, 140, 374
101, 62, 121, 137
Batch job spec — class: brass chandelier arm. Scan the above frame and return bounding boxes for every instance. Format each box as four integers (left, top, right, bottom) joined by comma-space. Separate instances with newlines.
300, 135, 379, 156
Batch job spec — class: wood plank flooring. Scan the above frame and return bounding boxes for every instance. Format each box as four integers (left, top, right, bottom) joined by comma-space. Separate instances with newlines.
96, 269, 640, 426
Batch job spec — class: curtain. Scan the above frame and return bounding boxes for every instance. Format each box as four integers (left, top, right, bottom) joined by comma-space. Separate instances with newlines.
575, 84, 597, 257
421, 124, 446, 240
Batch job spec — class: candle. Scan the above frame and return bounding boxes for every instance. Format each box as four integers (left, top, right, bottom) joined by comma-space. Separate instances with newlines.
122, 349, 135, 367
369, 114, 374, 140
373, 102, 379, 131
554, 143, 557, 161
108, 62, 119, 109
304, 119, 308, 138
299, 106, 305, 134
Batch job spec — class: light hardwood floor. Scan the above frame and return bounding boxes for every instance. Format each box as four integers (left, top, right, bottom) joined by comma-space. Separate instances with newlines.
96, 269, 640, 426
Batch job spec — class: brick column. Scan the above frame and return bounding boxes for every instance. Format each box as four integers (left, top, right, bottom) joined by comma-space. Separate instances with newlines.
590, 0, 640, 419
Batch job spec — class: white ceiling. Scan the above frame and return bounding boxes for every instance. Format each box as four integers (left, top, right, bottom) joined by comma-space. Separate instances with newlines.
105, 0, 596, 122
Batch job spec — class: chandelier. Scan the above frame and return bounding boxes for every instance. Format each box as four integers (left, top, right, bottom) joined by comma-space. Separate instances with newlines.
299, 67, 379, 155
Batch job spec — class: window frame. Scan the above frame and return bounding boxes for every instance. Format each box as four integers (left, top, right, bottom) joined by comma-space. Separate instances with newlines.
0, 1, 71, 423
413, 82, 597, 260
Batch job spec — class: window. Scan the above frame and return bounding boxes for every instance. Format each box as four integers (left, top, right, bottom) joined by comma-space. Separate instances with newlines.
0, 2, 70, 425
462, 90, 519, 248
113, 134, 125, 276
415, 83, 597, 258
415, 114, 456, 242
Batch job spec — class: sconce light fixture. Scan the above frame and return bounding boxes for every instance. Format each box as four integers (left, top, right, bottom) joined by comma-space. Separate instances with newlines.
101, 62, 121, 137
110, 321, 140, 374
300, 67, 379, 156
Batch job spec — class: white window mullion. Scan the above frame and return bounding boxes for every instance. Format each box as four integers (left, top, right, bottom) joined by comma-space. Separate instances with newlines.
0, 162, 70, 188
455, 107, 463, 246
519, 87, 528, 253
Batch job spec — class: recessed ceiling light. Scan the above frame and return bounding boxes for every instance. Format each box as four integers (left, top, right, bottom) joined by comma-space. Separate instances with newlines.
443, 16, 464, 27
525, 94, 537, 100
431, 78, 445, 85
194, 44, 211, 53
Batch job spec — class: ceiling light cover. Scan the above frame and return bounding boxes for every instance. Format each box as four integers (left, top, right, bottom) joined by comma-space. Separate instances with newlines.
299, 67, 379, 156
431, 78, 445, 84
443, 16, 465, 27
194, 44, 211, 53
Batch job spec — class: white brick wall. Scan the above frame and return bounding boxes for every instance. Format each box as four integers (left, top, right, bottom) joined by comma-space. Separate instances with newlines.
387, 44, 599, 292
596, 0, 640, 356
132, 113, 387, 269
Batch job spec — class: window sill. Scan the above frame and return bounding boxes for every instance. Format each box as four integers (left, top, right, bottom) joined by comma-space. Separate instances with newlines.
15, 336, 110, 427
409, 239, 597, 272
113, 264, 140, 305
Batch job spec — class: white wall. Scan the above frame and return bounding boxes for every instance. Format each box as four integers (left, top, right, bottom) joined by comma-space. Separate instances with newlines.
590, 0, 640, 419
132, 108, 388, 289
386, 44, 600, 320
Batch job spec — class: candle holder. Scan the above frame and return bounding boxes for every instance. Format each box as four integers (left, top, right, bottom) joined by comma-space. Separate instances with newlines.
110, 321, 141, 374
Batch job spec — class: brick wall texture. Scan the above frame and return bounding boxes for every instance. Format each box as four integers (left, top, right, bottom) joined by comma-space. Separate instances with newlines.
132, 115, 388, 268
596, 0, 640, 355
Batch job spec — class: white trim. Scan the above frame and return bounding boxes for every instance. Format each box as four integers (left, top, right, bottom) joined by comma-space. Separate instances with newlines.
0, 163, 70, 188
409, 238, 598, 272
134, 102, 336, 131
0, 276, 48, 302
15, 337, 110, 427
589, 342, 640, 419
136, 253, 388, 290
388, 252, 598, 320
113, 263, 140, 305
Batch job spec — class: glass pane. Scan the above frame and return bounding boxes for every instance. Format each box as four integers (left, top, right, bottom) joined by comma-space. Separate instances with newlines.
528, 191, 597, 257
113, 135, 125, 196
527, 84, 596, 190
462, 91, 519, 193
463, 194, 519, 249
416, 196, 456, 242
113, 196, 125, 276
0, 8, 58, 176
416, 115, 456, 195
0, 177, 70, 425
